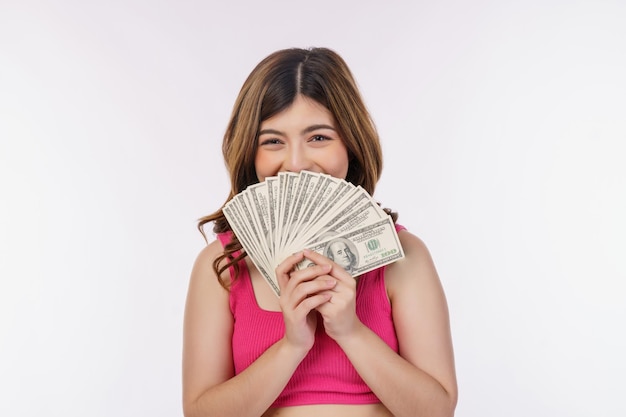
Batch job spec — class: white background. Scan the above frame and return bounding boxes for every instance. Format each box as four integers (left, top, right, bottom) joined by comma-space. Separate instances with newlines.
1, 1, 625, 416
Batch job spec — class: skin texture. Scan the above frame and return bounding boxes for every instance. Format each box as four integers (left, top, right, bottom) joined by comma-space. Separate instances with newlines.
182, 96, 458, 417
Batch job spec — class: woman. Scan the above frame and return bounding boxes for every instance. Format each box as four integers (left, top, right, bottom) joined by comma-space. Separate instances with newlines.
183, 47, 457, 417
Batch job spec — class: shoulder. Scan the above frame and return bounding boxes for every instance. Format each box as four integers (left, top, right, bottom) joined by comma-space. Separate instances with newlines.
386, 229, 437, 280
184, 238, 233, 351
192, 238, 227, 273
192, 234, 234, 276
187, 239, 232, 309
385, 229, 443, 302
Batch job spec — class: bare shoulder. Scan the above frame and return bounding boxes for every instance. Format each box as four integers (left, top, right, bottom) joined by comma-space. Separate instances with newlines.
191, 238, 229, 277
385, 229, 440, 295
185, 238, 232, 325
185, 237, 232, 326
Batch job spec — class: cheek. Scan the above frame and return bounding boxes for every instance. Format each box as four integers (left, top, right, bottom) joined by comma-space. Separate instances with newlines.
330, 147, 350, 178
254, 151, 278, 180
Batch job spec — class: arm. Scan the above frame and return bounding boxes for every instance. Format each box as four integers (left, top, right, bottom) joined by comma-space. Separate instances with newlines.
311, 231, 458, 417
182, 243, 334, 417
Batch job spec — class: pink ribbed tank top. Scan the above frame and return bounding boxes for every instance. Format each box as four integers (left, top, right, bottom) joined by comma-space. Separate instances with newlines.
217, 225, 403, 407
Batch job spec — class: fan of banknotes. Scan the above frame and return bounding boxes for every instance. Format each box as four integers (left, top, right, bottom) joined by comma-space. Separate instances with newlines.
223, 170, 405, 296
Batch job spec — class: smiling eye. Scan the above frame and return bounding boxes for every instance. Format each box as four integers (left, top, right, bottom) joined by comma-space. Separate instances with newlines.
259, 138, 283, 146
309, 135, 330, 142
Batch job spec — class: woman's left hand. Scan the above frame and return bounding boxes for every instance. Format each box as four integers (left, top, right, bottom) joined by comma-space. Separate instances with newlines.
301, 249, 362, 341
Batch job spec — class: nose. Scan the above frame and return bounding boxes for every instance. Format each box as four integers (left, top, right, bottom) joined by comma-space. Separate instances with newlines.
283, 143, 313, 173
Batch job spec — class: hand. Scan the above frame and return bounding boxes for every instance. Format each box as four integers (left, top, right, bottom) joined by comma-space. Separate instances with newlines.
301, 249, 361, 342
276, 252, 337, 353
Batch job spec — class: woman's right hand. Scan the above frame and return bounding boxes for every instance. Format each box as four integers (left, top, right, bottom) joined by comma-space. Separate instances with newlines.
276, 252, 337, 353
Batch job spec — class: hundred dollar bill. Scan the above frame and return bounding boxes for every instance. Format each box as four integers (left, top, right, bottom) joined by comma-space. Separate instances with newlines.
281, 170, 319, 248
223, 171, 406, 298
223, 200, 267, 269
277, 172, 300, 251
295, 177, 354, 242
246, 182, 273, 258
223, 202, 281, 296
289, 174, 335, 238
296, 216, 404, 278
302, 199, 387, 248
265, 176, 280, 256
286, 195, 386, 256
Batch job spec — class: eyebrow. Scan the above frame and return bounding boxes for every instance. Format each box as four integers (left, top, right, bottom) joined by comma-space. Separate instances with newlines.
258, 124, 337, 136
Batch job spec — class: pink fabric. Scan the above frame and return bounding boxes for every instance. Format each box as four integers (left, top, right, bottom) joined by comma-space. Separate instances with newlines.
216, 224, 404, 406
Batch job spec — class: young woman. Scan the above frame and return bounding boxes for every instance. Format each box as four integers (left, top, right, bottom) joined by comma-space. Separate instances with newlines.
182, 47, 457, 417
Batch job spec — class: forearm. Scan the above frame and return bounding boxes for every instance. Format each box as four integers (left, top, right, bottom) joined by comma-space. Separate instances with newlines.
336, 324, 457, 417
184, 338, 307, 417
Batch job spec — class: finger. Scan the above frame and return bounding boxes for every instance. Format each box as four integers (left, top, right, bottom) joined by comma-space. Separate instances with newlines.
292, 277, 337, 301
302, 249, 353, 282
294, 291, 333, 314
282, 276, 336, 311
281, 264, 333, 301
276, 251, 305, 274
276, 251, 305, 290
286, 263, 332, 286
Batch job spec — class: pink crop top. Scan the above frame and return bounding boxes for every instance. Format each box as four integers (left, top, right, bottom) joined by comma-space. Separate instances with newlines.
217, 225, 404, 407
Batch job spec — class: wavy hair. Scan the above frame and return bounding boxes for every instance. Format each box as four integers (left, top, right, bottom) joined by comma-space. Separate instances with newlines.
198, 47, 396, 288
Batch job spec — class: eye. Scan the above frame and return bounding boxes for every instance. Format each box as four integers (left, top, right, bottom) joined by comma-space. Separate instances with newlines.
309, 134, 330, 142
259, 138, 283, 146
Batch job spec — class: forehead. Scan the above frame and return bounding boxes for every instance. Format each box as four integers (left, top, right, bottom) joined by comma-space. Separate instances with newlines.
260, 95, 335, 128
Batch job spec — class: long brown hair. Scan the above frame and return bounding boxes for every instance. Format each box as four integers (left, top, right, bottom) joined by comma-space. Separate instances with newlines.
198, 47, 395, 288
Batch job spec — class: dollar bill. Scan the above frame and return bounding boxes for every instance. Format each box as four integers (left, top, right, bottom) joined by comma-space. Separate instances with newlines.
296, 217, 404, 277
223, 202, 280, 295
223, 171, 404, 297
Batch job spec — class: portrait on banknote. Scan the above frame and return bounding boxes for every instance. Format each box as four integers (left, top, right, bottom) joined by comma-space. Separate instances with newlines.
324, 238, 358, 274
